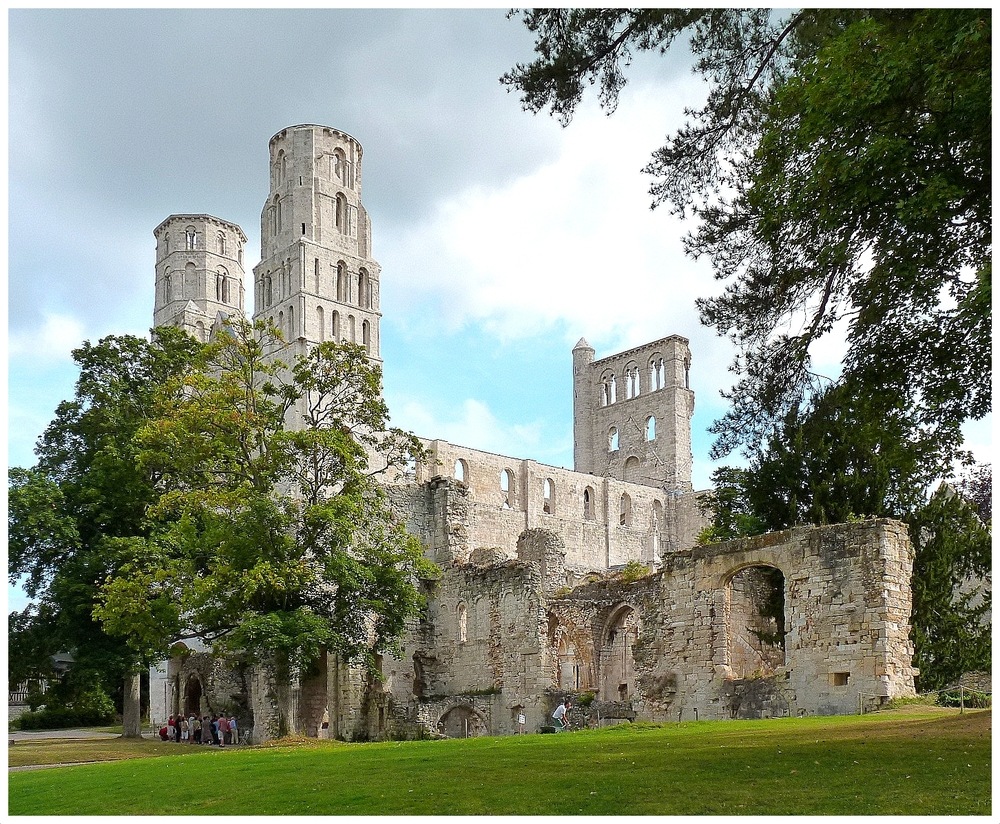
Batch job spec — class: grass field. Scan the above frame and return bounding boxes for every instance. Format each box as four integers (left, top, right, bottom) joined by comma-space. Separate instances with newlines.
8, 708, 990, 816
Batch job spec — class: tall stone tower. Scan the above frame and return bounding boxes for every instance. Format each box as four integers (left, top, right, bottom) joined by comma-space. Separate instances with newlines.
572, 335, 695, 492
152, 214, 247, 340
251, 124, 381, 366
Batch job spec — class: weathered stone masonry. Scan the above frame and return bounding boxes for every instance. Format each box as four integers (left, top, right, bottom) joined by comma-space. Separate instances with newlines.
148, 124, 917, 740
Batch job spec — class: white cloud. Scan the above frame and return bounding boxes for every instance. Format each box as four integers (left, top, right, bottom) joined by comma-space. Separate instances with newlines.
388, 393, 558, 463
8, 312, 87, 362
380, 79, 713, 350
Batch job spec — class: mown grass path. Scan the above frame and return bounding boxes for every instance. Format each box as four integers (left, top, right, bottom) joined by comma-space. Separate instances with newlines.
8, 708, 990, 816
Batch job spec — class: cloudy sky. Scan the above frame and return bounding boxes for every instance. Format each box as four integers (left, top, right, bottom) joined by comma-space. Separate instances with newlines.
8, 8, 735, 477
7, 7, 992, 610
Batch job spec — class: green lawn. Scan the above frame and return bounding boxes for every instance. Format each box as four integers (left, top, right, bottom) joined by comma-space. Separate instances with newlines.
8, 708, 990, 816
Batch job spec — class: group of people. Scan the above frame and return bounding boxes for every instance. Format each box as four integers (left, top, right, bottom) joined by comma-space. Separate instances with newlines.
159, 713, 239, 746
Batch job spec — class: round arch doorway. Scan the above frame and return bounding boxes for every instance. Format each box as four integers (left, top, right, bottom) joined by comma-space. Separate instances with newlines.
183, 675, 203, 717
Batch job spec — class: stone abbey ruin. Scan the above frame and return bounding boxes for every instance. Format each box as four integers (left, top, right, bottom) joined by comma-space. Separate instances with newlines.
149, 124, 918, 741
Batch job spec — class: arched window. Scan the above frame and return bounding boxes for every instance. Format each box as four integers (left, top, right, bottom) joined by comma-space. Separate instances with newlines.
265, 274, 273, 306
357, 269, 367, 307
347, 315, 356, 342
163, 233, 170, 254
288, 305, 295, 339
185, 226, 197, 251
619, 493, 632, 527
600, 371, 617, 406
457, 602, 468, 644
624, 456, 640, 483
543, 478, 554, 515
454, 459, 468, 484
278, 310, 284, 334
684, 358, 691, 389
646, 416, 656, 441
608, 427, 619, 452
625, 363, 640, 399
608, 374, 617, 404
337, 262, 348, 302
217, 267, 229, 303
336, 193, 347, 232
600, 605, 639, 701
500, 469, 515, 509
217, 232, 226, 255
652, 500, 664, 532
649, 356, 665, 391
402, 457, 417, 479
583, 486, 595, 520
333, 147, 350, 185
332, 310, 340, 340
314, 258, 321, 293
362, 320, 371, 351
162, 269, 172, 302
195, 321, 206, 342
317, 306, 325, 341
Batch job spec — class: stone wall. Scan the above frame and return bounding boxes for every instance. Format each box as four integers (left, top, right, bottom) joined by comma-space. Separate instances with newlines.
386, 444, 709, 571
545, 519, 917, 722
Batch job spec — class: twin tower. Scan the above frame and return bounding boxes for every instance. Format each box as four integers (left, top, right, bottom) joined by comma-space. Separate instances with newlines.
150, 123, 695, 493
152, 124, 381, 369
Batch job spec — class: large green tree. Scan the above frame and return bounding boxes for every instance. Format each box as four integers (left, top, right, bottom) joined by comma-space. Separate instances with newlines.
96, 318, 435, 739
8, 327, 202, 736
504, 8, 990, 460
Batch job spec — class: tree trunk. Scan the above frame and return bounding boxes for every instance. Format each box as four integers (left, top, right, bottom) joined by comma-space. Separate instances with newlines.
122, 671, 143, 738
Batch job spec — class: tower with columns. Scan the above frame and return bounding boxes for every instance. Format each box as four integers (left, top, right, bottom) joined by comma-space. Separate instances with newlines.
152, 214, 247, 341
572, 335, 695, 492
251, 124, 381, 367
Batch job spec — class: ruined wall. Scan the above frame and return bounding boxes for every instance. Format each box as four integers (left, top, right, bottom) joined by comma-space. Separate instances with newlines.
372, 534, 567, 737
386, 442, 709, 571
548, 520, 917, 723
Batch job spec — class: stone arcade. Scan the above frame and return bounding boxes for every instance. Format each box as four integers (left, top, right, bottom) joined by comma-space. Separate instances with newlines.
149, 124, 917, 741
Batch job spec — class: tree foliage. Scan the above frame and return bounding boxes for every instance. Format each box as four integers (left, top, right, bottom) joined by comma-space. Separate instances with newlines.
908, 485, 991, 691
748, 382, 947, 530
8, 327, 202, 721
504, 8, 990, 460
96, 318, 436, 682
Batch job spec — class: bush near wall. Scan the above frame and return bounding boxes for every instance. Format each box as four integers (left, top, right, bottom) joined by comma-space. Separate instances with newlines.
16, 706, 116, 730
14, 686, 116, 730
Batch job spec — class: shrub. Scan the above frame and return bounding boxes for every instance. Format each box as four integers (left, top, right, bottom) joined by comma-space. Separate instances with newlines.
16, 705, 115, 730
937, 689, 991, 709
620, 561, 650, 583
14, 684, 116, 730
74, 686, 116, 719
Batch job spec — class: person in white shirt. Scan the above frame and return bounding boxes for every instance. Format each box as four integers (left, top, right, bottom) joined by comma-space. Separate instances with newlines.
552, 700, 571, 731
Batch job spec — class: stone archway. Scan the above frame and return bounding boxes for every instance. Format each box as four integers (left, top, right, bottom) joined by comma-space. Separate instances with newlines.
548, 611, 592, 692
600, 605, 640, 701
438, 705, 488, 738
724, 564, 786, 677
183, 675, 203, 717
